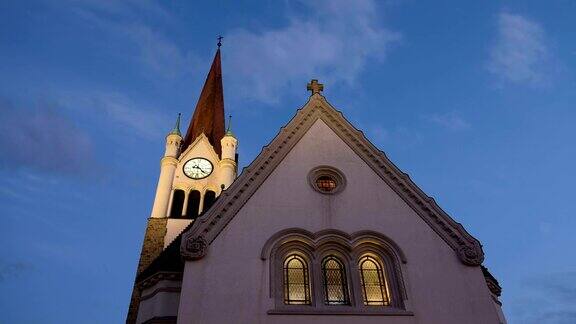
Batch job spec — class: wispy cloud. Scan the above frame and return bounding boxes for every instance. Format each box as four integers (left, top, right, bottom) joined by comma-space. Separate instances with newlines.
71, 0, 199, 79
487, 12, 553, 87
0, 261, 35, 283
0, 99, 96, 175
511, 271, 576, 324
225, 0, 401, 104
425, 112, 471, 131
61, 91, 172, 140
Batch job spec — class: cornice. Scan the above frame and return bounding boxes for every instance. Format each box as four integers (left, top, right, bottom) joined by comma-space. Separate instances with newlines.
181, 95, 484, 266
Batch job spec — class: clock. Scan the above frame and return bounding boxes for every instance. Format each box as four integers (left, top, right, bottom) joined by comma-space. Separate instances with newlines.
183, 158, 213, 179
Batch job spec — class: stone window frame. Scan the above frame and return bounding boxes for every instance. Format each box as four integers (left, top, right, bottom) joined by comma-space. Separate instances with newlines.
308, 166, 347, 195
262, 228, 414, 316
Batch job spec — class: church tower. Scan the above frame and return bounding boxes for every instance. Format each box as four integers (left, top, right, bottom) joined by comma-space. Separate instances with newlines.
127, 43, 237, 323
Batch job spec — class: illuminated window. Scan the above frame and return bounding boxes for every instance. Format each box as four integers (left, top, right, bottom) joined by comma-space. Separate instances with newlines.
359, 256, 390, 306
316, 176, 337, 192
322, 256, 349, 305
308, 166, 346, 194
283, 255, 311, 305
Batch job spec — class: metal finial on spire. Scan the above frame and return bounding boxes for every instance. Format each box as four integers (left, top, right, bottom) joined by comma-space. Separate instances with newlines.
217, 35, 223, 48
170, 113, 182, 136
225, 115, 234, 136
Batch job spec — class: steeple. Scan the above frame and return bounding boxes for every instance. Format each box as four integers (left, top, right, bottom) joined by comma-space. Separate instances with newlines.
225, 115, 234, 137
182, 45, 226, 156
169, 113, 182, 136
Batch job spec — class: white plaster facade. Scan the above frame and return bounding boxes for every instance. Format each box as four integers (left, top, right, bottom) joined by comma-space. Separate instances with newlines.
132, 83, 505, 324
176, 118, 504, 323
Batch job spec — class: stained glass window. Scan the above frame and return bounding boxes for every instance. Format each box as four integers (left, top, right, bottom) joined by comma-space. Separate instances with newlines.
315, 176, 337, 192
283, 255, 311, 305
322, 256, 349, 305
359, 256, 390, 306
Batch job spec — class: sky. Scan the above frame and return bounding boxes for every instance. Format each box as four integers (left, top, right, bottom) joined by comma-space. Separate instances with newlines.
0, 0, 575, 323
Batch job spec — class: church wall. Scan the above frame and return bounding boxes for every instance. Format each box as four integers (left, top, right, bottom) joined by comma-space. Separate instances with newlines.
178, 119, 501, 324
137, 279, 181, 323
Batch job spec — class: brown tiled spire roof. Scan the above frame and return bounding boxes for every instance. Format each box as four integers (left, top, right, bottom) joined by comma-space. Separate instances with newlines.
182, 48, 225, 156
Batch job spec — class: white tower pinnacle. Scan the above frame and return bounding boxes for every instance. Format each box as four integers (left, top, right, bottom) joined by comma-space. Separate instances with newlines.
150, 114, 182, 218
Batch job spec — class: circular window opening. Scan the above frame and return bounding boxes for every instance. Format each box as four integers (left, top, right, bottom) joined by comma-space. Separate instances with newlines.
308, 166, 346, 195
316, 176, 337, 192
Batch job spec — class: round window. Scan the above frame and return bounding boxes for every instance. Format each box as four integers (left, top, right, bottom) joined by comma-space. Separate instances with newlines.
308, 166, 346, 195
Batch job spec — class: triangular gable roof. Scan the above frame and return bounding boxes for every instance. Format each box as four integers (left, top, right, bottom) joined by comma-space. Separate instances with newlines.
181, 93, 485, 266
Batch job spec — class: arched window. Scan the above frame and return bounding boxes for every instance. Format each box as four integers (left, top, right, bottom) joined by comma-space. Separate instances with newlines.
202, 190, 217, 213
283, 255, 311, 305
169, 189, 185, 218
186, 190, 200, 219
358, 256, 390, 306
322, 256, 349, 305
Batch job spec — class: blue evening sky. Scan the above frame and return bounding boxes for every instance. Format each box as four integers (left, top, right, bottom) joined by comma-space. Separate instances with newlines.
1, 1, 575, 323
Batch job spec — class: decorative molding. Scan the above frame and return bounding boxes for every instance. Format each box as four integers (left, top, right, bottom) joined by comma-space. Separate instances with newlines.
180, 236, 207, 260
482, 266, 502, 297
181, 94, 484, 266
139, 271, 183, 290
140, 286, 182, 302
263, 228, 409, 314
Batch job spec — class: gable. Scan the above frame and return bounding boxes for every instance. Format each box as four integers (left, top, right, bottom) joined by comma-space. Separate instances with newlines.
180, 94, 484, 266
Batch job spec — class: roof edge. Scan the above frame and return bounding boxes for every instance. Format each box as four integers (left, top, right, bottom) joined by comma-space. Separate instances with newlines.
181, 93, 485, 266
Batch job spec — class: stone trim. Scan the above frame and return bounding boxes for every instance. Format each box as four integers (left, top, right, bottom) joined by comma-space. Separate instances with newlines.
139, 271, 183, 290
267, 309, 414, 316
140, 286, 182, 302
181, 94, 484, 266
307, 165, 347, 194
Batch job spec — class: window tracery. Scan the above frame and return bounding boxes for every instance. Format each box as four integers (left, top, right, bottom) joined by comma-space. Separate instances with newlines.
283, 255, 311, 305
322, 256, 349, 305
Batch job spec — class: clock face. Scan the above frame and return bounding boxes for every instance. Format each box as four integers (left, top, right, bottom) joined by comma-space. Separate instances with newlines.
183, 158, 213, 179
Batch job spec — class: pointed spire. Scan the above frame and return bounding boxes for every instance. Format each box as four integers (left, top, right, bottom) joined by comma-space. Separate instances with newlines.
225, 115, 234, 137
182, 43, 226, 155
169, 113, 182, 136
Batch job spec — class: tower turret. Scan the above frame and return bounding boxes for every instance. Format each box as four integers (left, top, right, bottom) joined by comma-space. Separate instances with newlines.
150, 114, 182, 218
219, 115, 237, 189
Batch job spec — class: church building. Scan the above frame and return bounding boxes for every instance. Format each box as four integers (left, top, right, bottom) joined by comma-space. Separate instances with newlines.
127, 44, 506, 324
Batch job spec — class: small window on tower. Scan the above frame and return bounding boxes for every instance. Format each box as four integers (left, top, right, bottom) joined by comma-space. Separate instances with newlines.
308, 166, 346, 195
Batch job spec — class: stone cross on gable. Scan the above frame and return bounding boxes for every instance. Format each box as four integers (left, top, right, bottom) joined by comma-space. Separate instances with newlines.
307, 79, 324, 95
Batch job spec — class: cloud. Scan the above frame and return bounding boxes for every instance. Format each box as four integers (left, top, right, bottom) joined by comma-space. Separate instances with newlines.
71, 0, 199, 79
487, 12, 552, 87
0, 261, 35, 282
0, 99, 96, 175
225, 0, 401, 104
122, 24, 200, 79
63, 91, 172, 140
511, 271, 576, 324
425, 112, 470, 131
